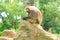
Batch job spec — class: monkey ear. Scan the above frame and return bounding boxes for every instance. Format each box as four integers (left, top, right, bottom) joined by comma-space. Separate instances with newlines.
25, 8, 30, 13
25, 6, 31, 12
26, 8, 30, 12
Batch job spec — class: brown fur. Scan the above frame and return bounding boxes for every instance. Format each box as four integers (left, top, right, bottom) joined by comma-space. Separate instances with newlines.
23, 6, 43, 25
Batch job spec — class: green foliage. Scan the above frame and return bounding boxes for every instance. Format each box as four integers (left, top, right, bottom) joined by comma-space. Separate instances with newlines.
0, 0, 27, 35
0, 0, 60, 36
35, 0, 60, 34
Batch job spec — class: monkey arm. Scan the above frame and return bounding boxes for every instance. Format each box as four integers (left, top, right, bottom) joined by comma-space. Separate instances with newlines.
22, 17, 29, 20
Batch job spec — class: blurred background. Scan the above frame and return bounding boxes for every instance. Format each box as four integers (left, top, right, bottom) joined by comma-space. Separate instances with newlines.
0, 0, 60, 36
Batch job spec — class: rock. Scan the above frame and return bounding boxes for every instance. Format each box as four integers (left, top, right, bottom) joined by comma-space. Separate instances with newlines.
0, 37, 13, 40
14, 20, 60, 40
2, 30, 16, 38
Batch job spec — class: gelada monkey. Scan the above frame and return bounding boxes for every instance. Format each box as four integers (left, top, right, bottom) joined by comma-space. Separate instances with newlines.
23, 6, 43, 25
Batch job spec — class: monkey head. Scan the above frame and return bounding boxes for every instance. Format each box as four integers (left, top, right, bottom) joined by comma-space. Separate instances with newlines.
25, 6, 39, 18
